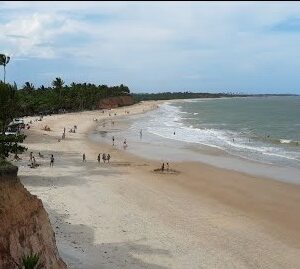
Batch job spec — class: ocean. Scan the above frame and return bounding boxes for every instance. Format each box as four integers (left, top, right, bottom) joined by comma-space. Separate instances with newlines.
91, 96, 300, 183
145, 96, 300, 168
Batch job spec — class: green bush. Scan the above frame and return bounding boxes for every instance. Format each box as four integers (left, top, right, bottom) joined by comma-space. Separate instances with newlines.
21, 253, 43, 269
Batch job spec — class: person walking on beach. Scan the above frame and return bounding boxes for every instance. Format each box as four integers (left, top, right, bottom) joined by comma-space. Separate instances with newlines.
97, 154, 101, 164
161, 163, 165, 172
107, 154, 111, 163
112, 136, 115, 146
166, 162, 169, 172
82, 153, 86, 162
102, 153, 106, 163
30, 156, 35, 168
50, 154, 54, 167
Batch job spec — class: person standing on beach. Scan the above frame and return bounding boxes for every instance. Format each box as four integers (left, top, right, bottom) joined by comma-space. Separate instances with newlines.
97, 154, 101, 164
29, 152, 33, 162
161, 163, 165, 172
107, 154, 111, 163
140, 129, 143, 139
50, 154, 54, 167
123, 139, 127, 150
102, 153, 106, 163
166, 162, 169, 172
83, 153, 86, 162
112, 136, 115, 146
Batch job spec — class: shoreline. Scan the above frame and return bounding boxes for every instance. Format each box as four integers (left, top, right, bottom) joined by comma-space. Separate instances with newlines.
89, 102, 300, 185
17, 101, 300, 268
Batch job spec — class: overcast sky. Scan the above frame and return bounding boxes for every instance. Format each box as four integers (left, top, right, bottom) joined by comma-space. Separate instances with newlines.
1, 1, 300, 94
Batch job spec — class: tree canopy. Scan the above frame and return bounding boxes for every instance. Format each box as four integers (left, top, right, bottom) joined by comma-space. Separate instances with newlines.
0, 82, 27, 160
17, 80, 131, 116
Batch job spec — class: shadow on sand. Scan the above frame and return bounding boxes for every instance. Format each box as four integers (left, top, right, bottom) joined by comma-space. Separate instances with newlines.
49, 209, 171, 269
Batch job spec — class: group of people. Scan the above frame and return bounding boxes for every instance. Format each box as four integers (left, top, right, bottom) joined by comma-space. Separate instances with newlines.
82, 153, 111, 163
69, 125, 77, 133
161, 162, 170, 172
29, 151, 112, 168
29, 152, 37, 168
97, 153, 111, 163
28, 151, 46, 168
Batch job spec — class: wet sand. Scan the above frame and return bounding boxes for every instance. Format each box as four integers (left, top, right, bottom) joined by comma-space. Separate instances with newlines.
16, 101, 300, 269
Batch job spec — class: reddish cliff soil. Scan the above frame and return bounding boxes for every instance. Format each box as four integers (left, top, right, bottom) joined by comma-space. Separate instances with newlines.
0, 165, 67, 269
97, 95, 134, 109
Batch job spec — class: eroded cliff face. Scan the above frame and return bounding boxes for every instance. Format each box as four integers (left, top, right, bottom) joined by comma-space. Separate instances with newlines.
97, 95, 134, 109
0, 165, 67, 269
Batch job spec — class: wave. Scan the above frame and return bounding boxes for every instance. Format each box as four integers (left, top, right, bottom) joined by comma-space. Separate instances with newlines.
280, 139, 291, 144
262, 151, 300, 161
145, 103, 300, 165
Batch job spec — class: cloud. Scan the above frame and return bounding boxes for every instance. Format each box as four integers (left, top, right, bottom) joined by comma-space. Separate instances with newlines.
1, 1, 300, 93
270, 17, 300, 32
6, 34, 28, 39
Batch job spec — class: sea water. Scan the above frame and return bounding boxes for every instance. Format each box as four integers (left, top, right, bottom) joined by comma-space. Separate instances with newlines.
91, 96, 300, 183
144, 96, 300, 168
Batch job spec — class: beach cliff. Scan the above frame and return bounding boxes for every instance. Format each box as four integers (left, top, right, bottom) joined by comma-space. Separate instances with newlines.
0, 165, 67, 269
96, 95, 134, 109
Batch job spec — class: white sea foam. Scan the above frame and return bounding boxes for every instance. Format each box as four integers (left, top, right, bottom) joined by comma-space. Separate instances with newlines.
280, 139, 291, 144
262, 151, 300, 161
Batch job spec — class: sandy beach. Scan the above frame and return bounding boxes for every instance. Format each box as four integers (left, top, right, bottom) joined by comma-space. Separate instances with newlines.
16, 101, 300, 269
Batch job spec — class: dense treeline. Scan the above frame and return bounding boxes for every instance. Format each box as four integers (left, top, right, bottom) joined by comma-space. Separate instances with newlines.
132, 92, 246, 102
17, 78, 130, 116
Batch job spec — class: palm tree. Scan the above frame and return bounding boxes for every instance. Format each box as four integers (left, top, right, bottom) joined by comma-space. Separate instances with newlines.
0, 54, 10, 83
52, 77, 64, 89
37, 85, 45, 91
22, 82, 35, 92
52, 77, 65, 109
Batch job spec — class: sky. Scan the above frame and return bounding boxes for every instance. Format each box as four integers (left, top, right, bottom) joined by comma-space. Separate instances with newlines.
1, 1, 300, 94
